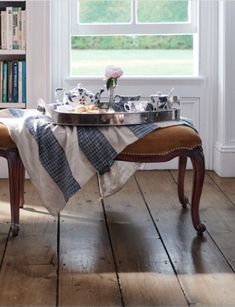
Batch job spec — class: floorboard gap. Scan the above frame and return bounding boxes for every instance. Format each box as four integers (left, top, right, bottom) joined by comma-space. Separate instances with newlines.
207, 172, 235, 207
0, 226, 10, 272
134, 173, 191, 307
101, 198, 125, 307
206, 229, 235, 272
56, 213, 60, 307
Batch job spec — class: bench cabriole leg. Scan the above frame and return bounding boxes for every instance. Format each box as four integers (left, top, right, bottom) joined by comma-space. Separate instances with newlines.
6, 149, 21, 236
190, 147, 206, 234
19, 159, 25, 208
178, 155, 189, 208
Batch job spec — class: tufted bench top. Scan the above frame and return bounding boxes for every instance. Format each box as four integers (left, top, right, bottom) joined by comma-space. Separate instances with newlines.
0, 123, 16, 149
121, 125, 201, 156
0, 123, 201, 155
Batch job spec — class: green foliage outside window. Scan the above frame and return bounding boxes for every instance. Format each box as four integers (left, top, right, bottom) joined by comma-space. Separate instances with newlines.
137, 0, 188, 23
79, 0, 131, 23
79, 0, 189, 24
75, 0, 191, 50
71, 35, 193, 50
72, 0, 193, 75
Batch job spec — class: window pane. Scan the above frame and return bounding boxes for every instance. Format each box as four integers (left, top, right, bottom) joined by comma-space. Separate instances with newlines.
137, 0, 189, 23
78, 0, 132, 23
71, 35, 193, 76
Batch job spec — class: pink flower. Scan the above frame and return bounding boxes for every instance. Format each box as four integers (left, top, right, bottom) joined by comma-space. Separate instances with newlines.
105, 65, 123, 90
105, 65, 123, 79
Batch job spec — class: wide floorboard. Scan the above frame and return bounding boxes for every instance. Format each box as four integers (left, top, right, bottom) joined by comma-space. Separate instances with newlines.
0, 170, 235, 306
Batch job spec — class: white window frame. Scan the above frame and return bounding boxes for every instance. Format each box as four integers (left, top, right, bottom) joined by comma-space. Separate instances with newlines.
67, 0, 199, 78
70, 0, 197, 35
49, 0, 219, 171
50, 0, 204, 86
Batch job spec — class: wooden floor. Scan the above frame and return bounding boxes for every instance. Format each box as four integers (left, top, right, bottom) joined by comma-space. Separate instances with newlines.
0, 170, 235, 306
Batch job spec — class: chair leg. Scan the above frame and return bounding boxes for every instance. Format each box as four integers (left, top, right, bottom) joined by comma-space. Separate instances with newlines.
6, 149, 22, 236
190, 147, 206, 234
178, 156, 189, 208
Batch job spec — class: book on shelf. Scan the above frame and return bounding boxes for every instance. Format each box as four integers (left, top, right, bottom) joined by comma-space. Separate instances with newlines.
2, 61, 8, 102
0, 60, 26, 104
12, 7, 21, 50
0, 6, 26, 51
0, 61, 2, 103
22, 60, 26, 103
8, 61, 13, 102
6, 7, 13, 50
21, 10, 26, 50
1, 11, 7, 50
18, 60, 22, 103
0, 12, 1, 49
12, 61, 18, 102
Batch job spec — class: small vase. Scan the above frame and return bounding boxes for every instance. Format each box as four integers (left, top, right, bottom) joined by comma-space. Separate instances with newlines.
109, 86, 115, 105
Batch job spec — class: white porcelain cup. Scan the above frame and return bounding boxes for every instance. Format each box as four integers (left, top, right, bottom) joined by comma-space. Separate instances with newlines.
124, 100, 148, 112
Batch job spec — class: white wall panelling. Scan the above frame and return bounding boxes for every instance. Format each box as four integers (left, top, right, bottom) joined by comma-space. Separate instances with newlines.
180, 98, 200, 131
27, 0, 51, 107
214, 0, 235, 176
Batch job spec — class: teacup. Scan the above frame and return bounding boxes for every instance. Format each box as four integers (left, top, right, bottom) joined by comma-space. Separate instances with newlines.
123, 100, 148, 112
150, 95, 181, 110
112, 95, 141, 112
150, 94, 171, 110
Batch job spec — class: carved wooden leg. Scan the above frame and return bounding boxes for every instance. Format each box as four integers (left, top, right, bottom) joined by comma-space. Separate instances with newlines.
6, 149, 22, 236
190, 147, 206, 234
178, 155, 189, 208
19, 159, 25, 208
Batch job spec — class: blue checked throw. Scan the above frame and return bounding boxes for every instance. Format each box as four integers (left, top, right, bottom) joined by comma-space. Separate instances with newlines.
0, 108, 192, 215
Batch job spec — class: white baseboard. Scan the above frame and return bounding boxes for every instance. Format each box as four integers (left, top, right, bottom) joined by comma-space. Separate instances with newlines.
0, 157, 194, 179
0, 159, 8, 178
0, 159, 29, 179
214, 143, 235, 177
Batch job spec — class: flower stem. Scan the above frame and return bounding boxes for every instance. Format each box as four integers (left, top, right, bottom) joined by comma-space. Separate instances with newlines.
109, 86, 114, 104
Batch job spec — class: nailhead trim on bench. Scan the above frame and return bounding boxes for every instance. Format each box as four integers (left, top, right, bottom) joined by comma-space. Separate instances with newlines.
120, 144, 202, 156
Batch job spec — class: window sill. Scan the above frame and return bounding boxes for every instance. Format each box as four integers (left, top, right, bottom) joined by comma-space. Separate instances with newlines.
65, 75, 205, 84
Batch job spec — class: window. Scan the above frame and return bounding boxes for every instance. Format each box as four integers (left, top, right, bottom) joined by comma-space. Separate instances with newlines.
69, 0, 198, 76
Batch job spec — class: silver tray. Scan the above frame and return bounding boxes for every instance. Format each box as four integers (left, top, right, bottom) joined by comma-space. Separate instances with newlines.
51, 109, 180, 126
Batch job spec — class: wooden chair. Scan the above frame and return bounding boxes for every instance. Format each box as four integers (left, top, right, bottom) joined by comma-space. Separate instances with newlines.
0, 123, 206, 236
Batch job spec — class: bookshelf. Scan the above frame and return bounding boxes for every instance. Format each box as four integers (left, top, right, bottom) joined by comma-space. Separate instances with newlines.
0, 0, 26, 109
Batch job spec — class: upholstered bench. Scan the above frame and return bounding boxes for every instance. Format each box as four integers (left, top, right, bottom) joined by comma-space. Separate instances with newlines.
0, 123, 206, 236
0, 123, 25, 235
